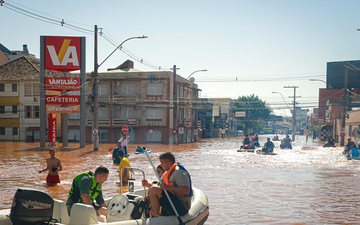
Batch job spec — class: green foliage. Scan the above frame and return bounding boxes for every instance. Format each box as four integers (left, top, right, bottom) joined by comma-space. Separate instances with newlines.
233, 94, 271, 133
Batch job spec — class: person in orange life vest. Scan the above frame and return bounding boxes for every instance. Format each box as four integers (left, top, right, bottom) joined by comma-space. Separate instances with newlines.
142, 152, 192, 217
39, 148, 62, 185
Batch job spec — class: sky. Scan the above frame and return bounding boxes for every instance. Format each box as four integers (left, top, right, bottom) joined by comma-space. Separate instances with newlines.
1, 0, 360, 116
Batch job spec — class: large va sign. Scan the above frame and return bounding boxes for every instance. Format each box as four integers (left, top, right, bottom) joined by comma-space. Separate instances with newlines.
44, 36, 81, 72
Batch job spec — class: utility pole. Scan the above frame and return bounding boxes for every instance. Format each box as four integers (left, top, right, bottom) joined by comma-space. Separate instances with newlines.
284, 86, 299, 141
340, 66, 349, 146
92, 25, 99, 151
91, 28, 147, 150
173, 65, 178, 145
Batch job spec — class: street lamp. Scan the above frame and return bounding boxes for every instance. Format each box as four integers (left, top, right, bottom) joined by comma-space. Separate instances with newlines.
186, 69, 207, 80
272, 91, 291, 110
272, 89, 298, 141
92, 25, 147, 151
309, 79, 326, 84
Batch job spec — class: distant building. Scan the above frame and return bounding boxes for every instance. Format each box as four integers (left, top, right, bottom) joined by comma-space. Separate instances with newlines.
209, 98, 232, 137
0, 43, 35, 65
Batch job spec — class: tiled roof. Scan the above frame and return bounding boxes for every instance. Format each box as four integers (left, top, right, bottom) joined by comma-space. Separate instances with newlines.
0, 56, 65, 81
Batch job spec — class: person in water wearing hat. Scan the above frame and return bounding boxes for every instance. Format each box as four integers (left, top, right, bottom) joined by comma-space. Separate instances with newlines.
38, 148, 62, 185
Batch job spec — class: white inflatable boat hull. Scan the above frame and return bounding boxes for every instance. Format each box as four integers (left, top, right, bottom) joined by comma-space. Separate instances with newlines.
0, 187, 208, 225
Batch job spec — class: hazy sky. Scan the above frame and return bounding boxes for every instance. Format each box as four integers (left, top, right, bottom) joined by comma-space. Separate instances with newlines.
2, 0, 360, 116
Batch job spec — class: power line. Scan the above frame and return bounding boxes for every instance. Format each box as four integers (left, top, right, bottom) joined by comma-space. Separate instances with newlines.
2, 0, 163, 70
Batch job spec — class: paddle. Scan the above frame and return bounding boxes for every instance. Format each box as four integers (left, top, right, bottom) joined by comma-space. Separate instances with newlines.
144, 148, 185, 225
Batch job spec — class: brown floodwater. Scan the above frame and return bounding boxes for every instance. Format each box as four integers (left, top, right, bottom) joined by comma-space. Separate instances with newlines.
0, 135, 360, 225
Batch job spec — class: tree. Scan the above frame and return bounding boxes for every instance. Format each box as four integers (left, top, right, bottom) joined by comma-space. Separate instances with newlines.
233, 94, 271, 133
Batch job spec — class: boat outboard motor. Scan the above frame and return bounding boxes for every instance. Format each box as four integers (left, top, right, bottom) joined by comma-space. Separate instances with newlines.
10, 188, 54, 225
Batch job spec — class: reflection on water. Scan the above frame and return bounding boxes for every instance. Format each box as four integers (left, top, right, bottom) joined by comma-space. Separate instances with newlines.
0, 135, 360, 224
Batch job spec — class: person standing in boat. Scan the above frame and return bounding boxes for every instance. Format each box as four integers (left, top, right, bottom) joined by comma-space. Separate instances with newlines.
66, 166, 109, 217
143, 152, 192, 217
118, 150, 130, 184
38, 148, 62, 185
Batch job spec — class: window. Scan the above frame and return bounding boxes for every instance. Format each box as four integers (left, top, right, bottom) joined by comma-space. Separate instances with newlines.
99, 129, 108, 141
146, 108, 162, 120
99, 83, 109, 96
33, 106, 40, 118
0, 106, 4, 114
121, 107, 138, 120
24, 83, 32, 96
112, 105, 121, 119
69, 113, 80, 119
12, 106, 17, 114
12, 83, 17, 92
0, 84, 4, 92
12, 127, 18, 135
33, 83, 40, 96
25, 106, 32, 118
99, 107, 108, 120
146, 83, 163, 96
0, 127, 5, 135
114, 83, 136, 96
24, 83, 40, 96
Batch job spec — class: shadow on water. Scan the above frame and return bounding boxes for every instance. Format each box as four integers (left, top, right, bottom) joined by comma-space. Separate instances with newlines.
0, 135, 360, 224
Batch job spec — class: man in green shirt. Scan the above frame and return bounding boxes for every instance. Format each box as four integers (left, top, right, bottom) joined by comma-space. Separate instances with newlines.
66, 166, 109, 216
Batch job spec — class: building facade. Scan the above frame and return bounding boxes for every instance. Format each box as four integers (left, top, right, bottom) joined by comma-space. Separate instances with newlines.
67, 67, 202, 144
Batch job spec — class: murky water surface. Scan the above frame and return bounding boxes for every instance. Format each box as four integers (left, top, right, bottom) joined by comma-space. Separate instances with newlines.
0, 135, 360, 224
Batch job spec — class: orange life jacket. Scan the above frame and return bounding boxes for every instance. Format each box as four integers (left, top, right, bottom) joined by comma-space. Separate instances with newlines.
162, 163, 177, 187
162, 162, 193, 196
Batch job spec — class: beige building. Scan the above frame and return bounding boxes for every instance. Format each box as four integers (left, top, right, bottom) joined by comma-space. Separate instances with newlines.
77, 69, 199, 144
68, 64, 202, 144
0, 56, 62, 141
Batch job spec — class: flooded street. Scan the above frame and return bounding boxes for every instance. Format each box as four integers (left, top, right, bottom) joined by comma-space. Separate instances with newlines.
1, 135, 360, 224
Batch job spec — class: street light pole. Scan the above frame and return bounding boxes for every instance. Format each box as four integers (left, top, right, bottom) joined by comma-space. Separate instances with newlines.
172, 65, 179, 145
340, 67, 348, 146
186, 69, 207, 80
284, 86, 299, 141
309, 79, 326, 84
92, 25, 147, 151
271, 91, 291, 113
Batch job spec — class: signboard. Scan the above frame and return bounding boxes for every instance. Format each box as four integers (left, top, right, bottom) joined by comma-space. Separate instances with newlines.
48, 113, 56, 143
122, 125, 129, 133
127, 118, 137, 125
178, 127, 184, 134
235, 111, 246, 117
46, 105, 80, 113
45, 77, 80, 91
44, 36, 81, 72
327, 60, 360, 89
46, 95, 80, 105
